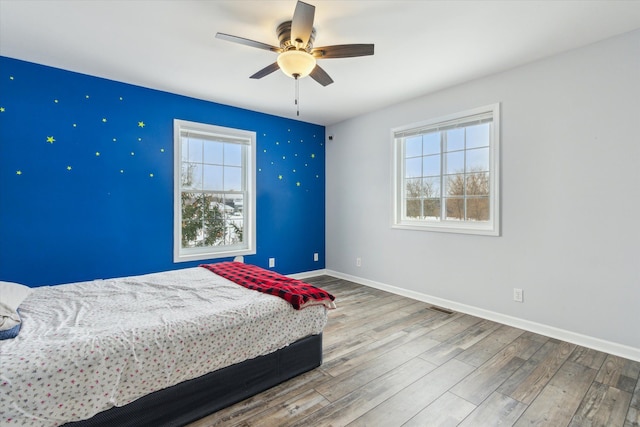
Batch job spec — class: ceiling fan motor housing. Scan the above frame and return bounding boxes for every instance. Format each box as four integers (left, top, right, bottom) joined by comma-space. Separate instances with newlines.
277, 21, 316, 51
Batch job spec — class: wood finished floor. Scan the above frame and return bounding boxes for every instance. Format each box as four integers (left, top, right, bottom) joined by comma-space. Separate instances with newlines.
188, 276, 640, 427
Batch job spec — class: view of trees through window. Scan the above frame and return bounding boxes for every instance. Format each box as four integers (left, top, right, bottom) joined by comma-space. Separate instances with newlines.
180, 136, 245, 250
403, 122, 491, 222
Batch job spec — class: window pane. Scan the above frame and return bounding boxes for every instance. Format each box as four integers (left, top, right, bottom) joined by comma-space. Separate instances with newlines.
181, 140, 189, 163
203, 164, 223, 191
405, 198, 422, 218
422, 154, 440, 177
226, 218, 244, 244
446, 128, 465, 152
466, 147, 489, 172
181, 192, 203, 248
203, 140, 223, 165
224, 143, 243, 167
445, 197, 465, 220
466, 123, 490, 149
445, 151, 464, 175
423, 198, 441, 219
182, 163, 202, 190
466, 197, 489, 221
405, 136, 422, 158
229, 194, 243, 215
405, 157, 422, 178
181, 220, 202, 248
445, 174, 465, 196
423, 132, 440, 155
423, 177, 441, 197
466, 172, 489, 196
202, 195, 226, 246
187, 138, 203, 163
224, 165, 242, 191
405, 178, 423, 197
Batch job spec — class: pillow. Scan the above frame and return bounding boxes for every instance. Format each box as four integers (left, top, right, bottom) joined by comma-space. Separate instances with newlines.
0, 281, 33, 338
0, 311, 22, 340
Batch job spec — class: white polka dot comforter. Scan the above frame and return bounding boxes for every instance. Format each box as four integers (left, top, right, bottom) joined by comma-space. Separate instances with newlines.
0, 267, 328, 426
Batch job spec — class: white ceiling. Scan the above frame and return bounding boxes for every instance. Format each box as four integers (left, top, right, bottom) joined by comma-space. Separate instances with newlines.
1, 0, 640, 126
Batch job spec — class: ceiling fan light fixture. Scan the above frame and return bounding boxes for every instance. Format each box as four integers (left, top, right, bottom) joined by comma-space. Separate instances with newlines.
277, 49, 316, 79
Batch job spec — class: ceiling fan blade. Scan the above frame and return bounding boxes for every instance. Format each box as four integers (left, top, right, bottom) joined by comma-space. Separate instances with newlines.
309, 65, 334, 86
250, 62, 281, 79
216, 32, 281, 53
312, 44, 375, 59
291, 1, 315, 47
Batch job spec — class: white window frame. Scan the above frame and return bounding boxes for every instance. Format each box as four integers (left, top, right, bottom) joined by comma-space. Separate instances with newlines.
173, 119, 256, 262
392, 103, 500, 236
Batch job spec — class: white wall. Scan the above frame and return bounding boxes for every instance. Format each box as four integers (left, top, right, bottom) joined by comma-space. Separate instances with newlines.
326, 30, 640, 358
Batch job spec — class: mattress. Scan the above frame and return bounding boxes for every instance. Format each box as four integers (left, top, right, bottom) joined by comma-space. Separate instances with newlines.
0, 267, 328, 427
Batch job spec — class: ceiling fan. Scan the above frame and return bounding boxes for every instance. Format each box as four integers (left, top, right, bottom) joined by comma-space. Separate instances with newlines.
215, 0, 374, 88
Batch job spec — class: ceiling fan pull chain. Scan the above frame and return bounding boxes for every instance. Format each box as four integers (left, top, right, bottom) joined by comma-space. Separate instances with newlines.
294, 73, 300, 116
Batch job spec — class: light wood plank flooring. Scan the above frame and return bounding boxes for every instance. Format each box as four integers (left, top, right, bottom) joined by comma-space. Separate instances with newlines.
189, 276, 640, 427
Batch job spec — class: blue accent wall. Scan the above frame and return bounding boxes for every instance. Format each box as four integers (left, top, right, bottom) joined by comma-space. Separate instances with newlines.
0, 57, 325, 286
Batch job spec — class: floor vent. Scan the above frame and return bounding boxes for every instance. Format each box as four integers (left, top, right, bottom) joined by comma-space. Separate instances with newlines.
429, 305, 454, 315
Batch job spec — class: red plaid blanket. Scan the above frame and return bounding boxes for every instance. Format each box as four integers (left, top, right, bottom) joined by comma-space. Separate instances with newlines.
200, 262, 336, 310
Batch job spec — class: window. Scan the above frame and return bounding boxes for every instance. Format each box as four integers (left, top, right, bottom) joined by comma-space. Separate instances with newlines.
174, 119, 256, 262
392, 104, 500, 236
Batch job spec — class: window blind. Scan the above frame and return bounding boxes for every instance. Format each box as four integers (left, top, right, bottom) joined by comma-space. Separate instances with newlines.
394, 112, 493, 139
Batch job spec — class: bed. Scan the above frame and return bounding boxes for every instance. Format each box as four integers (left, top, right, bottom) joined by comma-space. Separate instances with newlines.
0, 263, 335, 427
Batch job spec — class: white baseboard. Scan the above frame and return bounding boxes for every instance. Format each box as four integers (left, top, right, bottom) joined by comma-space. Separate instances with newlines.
324, 269, 640, 363
288, 269, 328, 280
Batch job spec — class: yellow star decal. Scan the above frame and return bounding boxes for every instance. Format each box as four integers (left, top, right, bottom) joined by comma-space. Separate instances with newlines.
0, 107, 5, 112
296, 182, 301, 187
278, 175, 283, 180
138, 121, 145, 128
46, 136, 55, 143
95, 152, 100, 156
102, 118, 107, 123
149, 173, 154, 178
67, 166, 72, 171
311, 153, 315, 158
16, 170, 22, 175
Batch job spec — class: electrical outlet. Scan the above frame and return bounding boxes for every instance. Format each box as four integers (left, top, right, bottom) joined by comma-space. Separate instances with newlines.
513, 288, 524, 303
313, 253, 319, 262
268, 258, 275, 268
356, 257, 362, 267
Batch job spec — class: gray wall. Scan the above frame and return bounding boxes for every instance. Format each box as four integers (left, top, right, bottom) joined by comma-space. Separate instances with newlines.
326, 30, 640, 355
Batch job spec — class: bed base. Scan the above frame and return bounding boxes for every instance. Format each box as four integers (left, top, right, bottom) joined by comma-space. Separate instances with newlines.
64, 333, 323, 427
